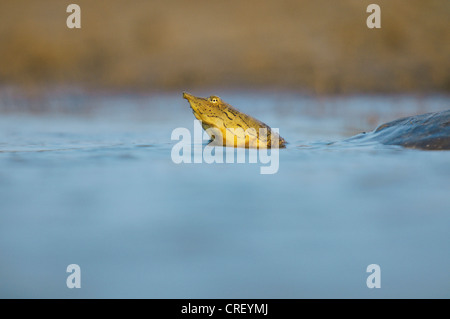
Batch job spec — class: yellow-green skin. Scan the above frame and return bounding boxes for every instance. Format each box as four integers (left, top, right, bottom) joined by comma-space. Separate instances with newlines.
183, 92, 286, 148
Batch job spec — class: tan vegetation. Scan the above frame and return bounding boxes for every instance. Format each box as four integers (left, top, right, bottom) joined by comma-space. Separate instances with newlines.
0, 0, 449, 93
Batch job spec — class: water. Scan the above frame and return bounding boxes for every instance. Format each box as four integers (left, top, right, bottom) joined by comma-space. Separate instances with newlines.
0, 91, 449, 298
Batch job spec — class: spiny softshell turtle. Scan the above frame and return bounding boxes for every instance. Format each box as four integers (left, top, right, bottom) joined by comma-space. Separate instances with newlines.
183, 92, 286, 148
183, 92, 450, 151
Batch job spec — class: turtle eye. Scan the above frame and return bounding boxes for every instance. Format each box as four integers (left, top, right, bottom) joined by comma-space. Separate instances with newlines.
209, 96, 219, 103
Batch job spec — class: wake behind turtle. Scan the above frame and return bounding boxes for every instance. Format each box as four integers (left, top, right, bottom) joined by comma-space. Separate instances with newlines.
344, 110, 450, 150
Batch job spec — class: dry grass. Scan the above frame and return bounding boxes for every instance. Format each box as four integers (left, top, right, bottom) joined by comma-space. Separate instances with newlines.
0, 0, 449, 93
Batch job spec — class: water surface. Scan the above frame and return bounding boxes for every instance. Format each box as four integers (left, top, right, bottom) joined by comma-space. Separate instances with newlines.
0, 92, 449, 298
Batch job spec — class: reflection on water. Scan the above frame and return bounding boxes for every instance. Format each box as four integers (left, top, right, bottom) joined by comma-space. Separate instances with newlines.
0, 92, 449, 298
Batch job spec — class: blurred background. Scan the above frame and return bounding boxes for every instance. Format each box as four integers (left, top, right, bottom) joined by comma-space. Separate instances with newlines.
0, 0, 449, 94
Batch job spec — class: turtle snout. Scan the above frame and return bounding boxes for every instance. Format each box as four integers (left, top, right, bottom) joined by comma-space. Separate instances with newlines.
183, 92, 194, 101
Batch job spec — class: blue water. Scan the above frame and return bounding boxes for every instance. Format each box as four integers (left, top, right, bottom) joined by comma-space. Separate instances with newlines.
0, 91, 449, 298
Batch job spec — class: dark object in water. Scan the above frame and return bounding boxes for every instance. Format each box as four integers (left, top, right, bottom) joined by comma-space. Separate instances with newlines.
346, 110, 450, 150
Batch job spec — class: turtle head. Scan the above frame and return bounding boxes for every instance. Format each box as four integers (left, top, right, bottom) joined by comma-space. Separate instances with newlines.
183, 92, 226, 125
